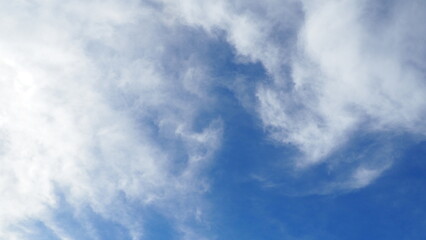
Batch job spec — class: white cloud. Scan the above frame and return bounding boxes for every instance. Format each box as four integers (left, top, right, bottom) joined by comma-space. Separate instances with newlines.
164, 0, 426, 189
0, 0, 222, 239
257, 0, 426, 165
257, 0, 426, 186
2, 0, 426, 237
161, 0, 301, 77
349, 167, 383, 189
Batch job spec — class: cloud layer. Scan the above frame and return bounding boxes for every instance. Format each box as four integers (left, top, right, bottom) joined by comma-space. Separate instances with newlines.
255, 0, 426, 188
164, 0, 426, 190
0, 1, 222, 239
1, 0, 426, 239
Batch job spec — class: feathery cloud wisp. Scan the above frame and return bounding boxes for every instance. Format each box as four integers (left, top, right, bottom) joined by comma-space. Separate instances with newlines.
0, 1, 222, 239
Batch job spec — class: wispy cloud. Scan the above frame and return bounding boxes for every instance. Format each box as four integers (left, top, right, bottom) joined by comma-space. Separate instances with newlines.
255, 0, 426, 188
1, 0, 426, 238
165, 0, 426, 189
0, 0, 222, 239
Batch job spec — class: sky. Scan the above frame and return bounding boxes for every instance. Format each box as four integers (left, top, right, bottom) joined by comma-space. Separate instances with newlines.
1, 0, 426, 239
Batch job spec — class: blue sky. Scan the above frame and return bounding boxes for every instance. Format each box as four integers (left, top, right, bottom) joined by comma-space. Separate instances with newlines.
1, 0, 426, 239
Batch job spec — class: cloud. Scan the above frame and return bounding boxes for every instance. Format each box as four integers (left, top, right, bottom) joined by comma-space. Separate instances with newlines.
255, 0, 426, 161
161, 0, 302, 77
0, 0, 222, 239
164, 0, 426, 189
258, 0, 426, 188
2, 0, 426, 238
